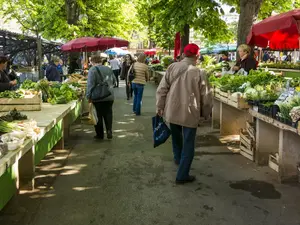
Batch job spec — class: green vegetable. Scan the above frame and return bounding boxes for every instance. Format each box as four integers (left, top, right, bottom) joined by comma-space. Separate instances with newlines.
0, 109, 27, 122
0, 120, 17, 133
20, 79, 37, 90
150, 64, 164, 71
0, 91, 23, 98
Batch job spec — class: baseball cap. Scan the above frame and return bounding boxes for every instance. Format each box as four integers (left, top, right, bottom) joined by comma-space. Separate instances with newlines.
184, 43, 200, 57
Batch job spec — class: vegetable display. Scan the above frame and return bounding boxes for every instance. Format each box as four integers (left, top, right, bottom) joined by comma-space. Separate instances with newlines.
0, 109, 27, 122
150, 64, 164, 71
210, 69, 300, 126
0, 121, 17, 133
35, 79, 80, 104
0, 91, 23, 98
20, 79, 38, 90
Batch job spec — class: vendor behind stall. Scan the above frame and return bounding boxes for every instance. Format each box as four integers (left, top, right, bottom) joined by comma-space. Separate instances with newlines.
46, 56, 61, 82
232, 44, 257, 74
0, 56, 17, 92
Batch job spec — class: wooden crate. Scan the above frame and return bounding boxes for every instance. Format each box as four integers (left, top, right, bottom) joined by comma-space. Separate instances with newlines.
214, 88, 249, 109
228, 93, 249, 109
246, 121, 256, 141
240, 129, 255, 161
268, 154, 279, 172
0, 94, 42, 112
215, 88, 229, 103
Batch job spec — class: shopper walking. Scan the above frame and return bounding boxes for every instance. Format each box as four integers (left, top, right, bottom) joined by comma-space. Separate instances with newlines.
86, 54, 116, 140
129, 53, 149, 116
156, 44, 213, 184
109, 55, 121, 87
46, 56, 61, 82
120, 54, 134, 100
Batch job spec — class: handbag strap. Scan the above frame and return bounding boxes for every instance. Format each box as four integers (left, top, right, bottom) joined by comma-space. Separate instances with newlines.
94, 66, 104, 84
90, 66, 105, 94
127, 63, 135, 78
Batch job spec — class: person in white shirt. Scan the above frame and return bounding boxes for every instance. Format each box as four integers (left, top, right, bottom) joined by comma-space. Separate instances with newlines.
109, 55, 121, 87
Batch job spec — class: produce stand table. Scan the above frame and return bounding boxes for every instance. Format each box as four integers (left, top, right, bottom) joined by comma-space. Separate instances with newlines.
212, 97, 253, 136
249, 109, 300, 183
154, 71, 165, 85
266, 68, 300, 78
0, 100, 82, 211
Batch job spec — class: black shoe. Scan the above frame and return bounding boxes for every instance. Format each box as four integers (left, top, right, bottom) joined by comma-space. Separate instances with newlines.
176, 176, 196, 184
107, 131, 113, 139
94, 135, 104, 140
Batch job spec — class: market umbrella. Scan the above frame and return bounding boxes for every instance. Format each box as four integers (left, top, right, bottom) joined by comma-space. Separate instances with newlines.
144, 49, 156, 56
61, 37, 129, 52
99, 37, 129, 49
105, 47, 129, 56
247, 9, 300, 50
61, 37, 101, 52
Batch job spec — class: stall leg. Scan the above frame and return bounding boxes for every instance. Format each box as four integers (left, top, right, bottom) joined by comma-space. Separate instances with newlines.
220, 103, 252, 136
18, 147, 35, 190
63, 116, 70, 141
212, 99, 221, 129
278, 129, 300, 183
255, 119, 279, 165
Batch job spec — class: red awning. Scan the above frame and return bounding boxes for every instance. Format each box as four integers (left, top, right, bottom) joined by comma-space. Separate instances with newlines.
144, 49, 156, 56
247, 9, 300, 50
174, 32, 181, 60
61, 37, 129, 52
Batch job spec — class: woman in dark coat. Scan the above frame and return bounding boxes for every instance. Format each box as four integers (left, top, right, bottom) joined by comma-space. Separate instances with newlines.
120, 54, 134, 100
232, 44, 257, 74
0, 56, 17, 92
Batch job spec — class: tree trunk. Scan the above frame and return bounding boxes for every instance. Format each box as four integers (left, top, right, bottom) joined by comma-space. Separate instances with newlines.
36, 35, 43, 79
237, 0, 263, 48
65, 0, 80, 25
180, 24, 190, 54
148, 14, 155, 49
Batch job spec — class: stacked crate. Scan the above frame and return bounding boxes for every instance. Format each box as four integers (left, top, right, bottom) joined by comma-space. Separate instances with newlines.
239, 121, 256, 161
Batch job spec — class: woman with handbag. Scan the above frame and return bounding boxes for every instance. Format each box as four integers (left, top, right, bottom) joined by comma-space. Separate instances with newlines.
128, 53, 149, 116
120, 54, 134, 100
86, 54, 116, 140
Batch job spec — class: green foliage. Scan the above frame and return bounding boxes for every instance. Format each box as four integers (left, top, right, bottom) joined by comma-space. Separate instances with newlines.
0, 0, 44, 34
150, 64, 164, 71
153, 0, 231, 44
20, 79, 38, 90
210, 70, 285, 94
161, 56, 173, 68
222, 0, 295, 20
0, 0, 142, 41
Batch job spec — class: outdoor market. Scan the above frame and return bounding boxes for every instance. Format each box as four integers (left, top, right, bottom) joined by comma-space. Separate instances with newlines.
0, 1, 300, 225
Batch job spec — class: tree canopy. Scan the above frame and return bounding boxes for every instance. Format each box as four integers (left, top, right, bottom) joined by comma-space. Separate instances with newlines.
0, 0, 142, 41
0, 0, 298, 52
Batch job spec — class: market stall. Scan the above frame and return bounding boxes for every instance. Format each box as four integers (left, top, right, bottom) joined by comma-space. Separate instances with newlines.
0, 79, 84, 211
210, 68, 300, 182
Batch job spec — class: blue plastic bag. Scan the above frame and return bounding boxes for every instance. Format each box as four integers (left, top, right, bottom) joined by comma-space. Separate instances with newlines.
152, 115, 171, 148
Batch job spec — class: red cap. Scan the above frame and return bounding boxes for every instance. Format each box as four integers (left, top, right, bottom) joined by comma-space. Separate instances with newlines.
184, 43, 200, 57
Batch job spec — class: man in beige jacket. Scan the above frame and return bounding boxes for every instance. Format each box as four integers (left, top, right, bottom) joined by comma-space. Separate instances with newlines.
156, 44, 212, 184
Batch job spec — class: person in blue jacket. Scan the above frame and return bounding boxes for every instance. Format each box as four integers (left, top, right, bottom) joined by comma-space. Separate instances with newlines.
46, 57, 61, 82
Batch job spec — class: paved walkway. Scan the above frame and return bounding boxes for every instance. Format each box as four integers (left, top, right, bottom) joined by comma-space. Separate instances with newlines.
1, 81, 300, 225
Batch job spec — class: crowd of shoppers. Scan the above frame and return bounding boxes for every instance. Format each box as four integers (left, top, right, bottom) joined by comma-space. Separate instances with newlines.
84, 43, 261, 184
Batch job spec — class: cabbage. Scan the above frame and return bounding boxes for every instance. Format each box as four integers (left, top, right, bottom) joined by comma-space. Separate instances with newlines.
231, 92, 243, 98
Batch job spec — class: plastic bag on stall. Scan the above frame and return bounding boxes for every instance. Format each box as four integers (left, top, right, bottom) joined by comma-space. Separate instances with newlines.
89, 103, 98, 125
152, 115, 171, 148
